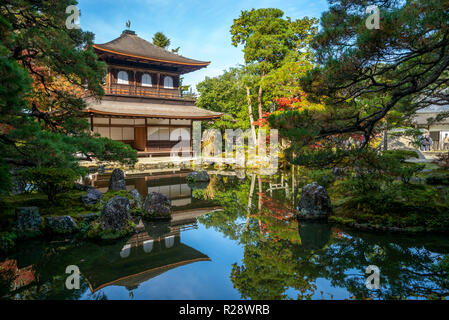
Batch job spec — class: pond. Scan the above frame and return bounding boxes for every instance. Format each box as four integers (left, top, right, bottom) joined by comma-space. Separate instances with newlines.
1, 169, 448, 300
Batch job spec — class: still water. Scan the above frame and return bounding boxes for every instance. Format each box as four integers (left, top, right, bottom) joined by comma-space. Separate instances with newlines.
1, 170, 448, 300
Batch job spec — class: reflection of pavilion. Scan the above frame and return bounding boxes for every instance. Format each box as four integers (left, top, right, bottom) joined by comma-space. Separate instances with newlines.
91, 171, 202, 208
82, 202, 221, 293
80, 171, 220, 293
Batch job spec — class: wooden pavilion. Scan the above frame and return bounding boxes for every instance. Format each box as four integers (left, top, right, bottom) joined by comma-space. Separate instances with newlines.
85, 29, 222, 157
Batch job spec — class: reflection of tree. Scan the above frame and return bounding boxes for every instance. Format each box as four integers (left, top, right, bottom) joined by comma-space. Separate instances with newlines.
197, 173, 449, 300
1, 241, 92, 300
314, 231, 449, 299
231, 239, 318, 300
199, 174, 323, 299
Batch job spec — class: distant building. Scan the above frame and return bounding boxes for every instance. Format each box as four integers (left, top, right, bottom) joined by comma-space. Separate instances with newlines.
414, 105, 449, 150
85, 29, 222, 157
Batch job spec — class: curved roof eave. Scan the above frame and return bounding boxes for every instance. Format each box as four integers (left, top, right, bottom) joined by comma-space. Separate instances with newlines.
93, 45, 211, 67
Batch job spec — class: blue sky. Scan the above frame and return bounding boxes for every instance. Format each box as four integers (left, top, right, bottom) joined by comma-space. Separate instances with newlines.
77, 0, 329, 91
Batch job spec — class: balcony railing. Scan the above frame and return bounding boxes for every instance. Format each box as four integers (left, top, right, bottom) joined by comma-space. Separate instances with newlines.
105, 84, 194, 100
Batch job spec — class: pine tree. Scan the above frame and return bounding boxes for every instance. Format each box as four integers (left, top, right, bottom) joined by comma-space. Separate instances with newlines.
152, 32, 171, 49
0, 0, 137, 193
295, 0, 449, 146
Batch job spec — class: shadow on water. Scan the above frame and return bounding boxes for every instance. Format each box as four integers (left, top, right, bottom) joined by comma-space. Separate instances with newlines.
1, 170, 449, 300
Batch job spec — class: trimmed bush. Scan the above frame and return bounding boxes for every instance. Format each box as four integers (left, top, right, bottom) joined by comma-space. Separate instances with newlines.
17, 168, 78, 204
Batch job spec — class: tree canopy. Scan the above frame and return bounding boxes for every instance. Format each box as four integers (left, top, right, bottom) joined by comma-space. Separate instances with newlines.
152, 32, 171, 49
196, 67, 251, 130
230, 8, 318, 122
271, 0, 449, 149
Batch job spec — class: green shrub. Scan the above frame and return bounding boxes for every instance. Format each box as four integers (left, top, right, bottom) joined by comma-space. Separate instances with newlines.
426, 173, 449, 186
17, 168, 78, 204
87, 220, 135, 241
0, 231, 17, 252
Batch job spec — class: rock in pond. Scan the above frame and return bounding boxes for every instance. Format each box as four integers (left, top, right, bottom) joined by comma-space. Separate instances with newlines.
297, 182, 333, 220
108, 168, 127, 191
74, 183, 93, 192
143, 192, 171, 220
129, 189, 143, 210
15, 207, 43, 232
187, 181, 210, 190
81, 188, 102, 206
186, 171, 210, 183
45, 216, 78, 234
100, 196, 132, 230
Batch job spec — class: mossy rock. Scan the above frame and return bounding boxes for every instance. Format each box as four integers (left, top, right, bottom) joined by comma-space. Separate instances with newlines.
87, 196, 136, 241
44, 216, 78, 235
87, 219, 136, 241
142, 192, 171, 221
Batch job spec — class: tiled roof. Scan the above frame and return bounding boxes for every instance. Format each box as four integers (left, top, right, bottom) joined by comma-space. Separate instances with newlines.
416, 104, 449, 113
85, 99, 222, 120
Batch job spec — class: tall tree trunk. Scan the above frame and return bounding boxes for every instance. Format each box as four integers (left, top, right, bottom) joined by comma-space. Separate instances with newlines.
257, 72, 265, 122
258, 84, 263, 122
246, 87, 257, 144
245, 173, 256, 231
258, 176, 264, 237
257, 73, 265, 153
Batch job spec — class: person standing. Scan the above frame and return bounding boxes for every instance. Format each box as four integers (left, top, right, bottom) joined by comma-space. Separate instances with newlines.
422, 133, 431, 151
443, 133, 449, 150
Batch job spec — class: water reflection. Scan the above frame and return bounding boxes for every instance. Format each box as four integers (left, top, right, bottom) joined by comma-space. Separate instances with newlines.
1, 170, 449, 300
83, 220, 212, 294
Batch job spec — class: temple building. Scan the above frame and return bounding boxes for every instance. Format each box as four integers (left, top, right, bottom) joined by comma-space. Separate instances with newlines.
414, 104, 449, 150
85, 29, 222, 156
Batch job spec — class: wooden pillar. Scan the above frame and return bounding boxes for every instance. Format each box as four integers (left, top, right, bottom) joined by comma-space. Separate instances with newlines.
190, 120, 193, 156
133, 70, 137, 96
145, 118, 148, 152
157, 73, 161, 96
90, 115, 94, 132
107, 68, 112, 93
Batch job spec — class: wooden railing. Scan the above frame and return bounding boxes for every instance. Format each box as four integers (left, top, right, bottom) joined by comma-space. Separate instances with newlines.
105, 84, 194, 100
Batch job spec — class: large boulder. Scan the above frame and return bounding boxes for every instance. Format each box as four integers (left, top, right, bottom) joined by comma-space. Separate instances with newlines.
81, 188, 102, 206
297, 182, 332, 220
45, 216, 78, 234
143, 192, 171, 220
15, 207, 42, 232
100, 196, 132, 230
108, 169, 127, 191
129, 189, 143, 210
186, 171, 210, 183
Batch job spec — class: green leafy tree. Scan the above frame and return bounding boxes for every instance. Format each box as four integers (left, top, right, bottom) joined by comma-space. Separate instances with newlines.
152, 32, 171, 49
230, 8, 318, 123
0, 0, 137, 193
196, 67, 251, 130
288, 0, 449, 147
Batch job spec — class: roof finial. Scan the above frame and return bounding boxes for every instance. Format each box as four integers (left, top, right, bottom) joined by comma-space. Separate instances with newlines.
123, 20, 136, 35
